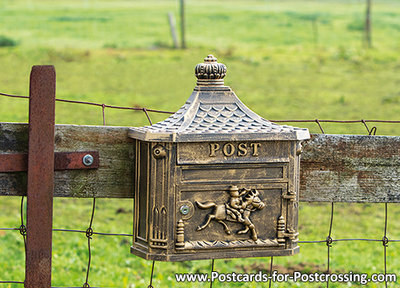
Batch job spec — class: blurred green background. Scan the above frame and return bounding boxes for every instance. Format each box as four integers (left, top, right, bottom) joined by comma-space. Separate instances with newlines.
0, 0, 400, 287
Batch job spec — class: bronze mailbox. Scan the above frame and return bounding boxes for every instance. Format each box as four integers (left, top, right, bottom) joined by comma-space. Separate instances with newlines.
129, 55, 310, 261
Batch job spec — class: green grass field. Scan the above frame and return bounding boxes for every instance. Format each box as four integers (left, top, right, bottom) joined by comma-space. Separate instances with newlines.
1, 0, 400, 287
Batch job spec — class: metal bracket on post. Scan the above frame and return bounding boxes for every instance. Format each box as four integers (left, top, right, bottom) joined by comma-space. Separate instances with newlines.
0, 151, 100, 172
25, 66, 56, 288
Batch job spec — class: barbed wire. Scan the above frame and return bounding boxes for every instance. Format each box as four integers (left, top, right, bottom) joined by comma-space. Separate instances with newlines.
0, 90, 398, 287
2, 91, 400, 126
0, 92, 174, 115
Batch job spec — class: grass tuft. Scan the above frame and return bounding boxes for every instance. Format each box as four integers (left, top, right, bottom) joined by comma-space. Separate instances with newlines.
0, 35, 17, 47
347, 19, 364, 31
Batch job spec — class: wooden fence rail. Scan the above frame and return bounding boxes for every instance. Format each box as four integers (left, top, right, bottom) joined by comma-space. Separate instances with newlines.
1, 122, 399, 203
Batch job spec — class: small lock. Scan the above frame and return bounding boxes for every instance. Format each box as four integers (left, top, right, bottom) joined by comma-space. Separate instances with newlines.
180, 205, 190, 215
153, 145, 167, 159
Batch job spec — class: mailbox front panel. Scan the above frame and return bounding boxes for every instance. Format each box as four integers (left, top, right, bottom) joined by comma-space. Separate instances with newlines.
173, 141, 300, 260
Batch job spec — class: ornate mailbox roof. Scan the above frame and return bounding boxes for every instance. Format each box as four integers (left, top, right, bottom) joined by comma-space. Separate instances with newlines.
129, 55, 310, 142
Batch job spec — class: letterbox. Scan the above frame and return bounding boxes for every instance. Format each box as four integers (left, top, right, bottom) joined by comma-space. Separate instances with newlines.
129, 55, 310, 261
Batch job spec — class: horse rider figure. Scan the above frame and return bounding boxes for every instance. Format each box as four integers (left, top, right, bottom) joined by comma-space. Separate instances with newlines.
196, 186, 265, 241
225, 185, 247, 222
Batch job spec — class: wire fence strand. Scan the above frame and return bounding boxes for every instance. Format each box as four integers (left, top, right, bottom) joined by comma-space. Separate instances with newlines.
148, 261, 155, 288
82, 198, 96, 288
326, 202, 334, 288
383, 202, 389, 288
268, 257, 274, 288
0, 92, 174, 115
210, 259, 215, 288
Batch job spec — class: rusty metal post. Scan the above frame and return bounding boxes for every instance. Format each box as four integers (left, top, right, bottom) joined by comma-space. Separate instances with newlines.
25, 66, 56, 288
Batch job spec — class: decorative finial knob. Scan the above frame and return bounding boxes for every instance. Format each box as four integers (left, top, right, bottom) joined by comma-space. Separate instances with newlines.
195, 55, 227, 86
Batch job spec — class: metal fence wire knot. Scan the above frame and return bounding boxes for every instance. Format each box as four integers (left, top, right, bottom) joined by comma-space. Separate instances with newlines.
85, 227, 94, 239
19, 224, 27, 236
326, 236, 333, 247
382, 236, 389, 247
361, 119, 378, 135
370, 126, 377, 135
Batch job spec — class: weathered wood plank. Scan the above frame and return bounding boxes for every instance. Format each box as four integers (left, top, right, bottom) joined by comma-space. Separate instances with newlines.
0, 123, 28, 196
300, 134, 400, 202
0, 123, 134, 198
1, 123, 399, 202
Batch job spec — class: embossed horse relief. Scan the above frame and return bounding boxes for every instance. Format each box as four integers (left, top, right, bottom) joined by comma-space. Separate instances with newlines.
196, 186, 266, 241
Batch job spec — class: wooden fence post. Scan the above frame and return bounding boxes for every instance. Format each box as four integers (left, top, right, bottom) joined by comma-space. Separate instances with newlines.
168, 12, 179, 49
25, 66, 56, 288
180, 0, 186, 49
365, 0, 372, 48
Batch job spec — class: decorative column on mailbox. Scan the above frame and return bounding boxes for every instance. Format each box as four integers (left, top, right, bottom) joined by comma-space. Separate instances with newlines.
129, 55, 310, 261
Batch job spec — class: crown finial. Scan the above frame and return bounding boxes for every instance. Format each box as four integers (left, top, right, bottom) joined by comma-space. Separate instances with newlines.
195, 55, 227, 86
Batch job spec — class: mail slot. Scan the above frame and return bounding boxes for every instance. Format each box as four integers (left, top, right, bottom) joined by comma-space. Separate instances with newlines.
129, 55, 310, 261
